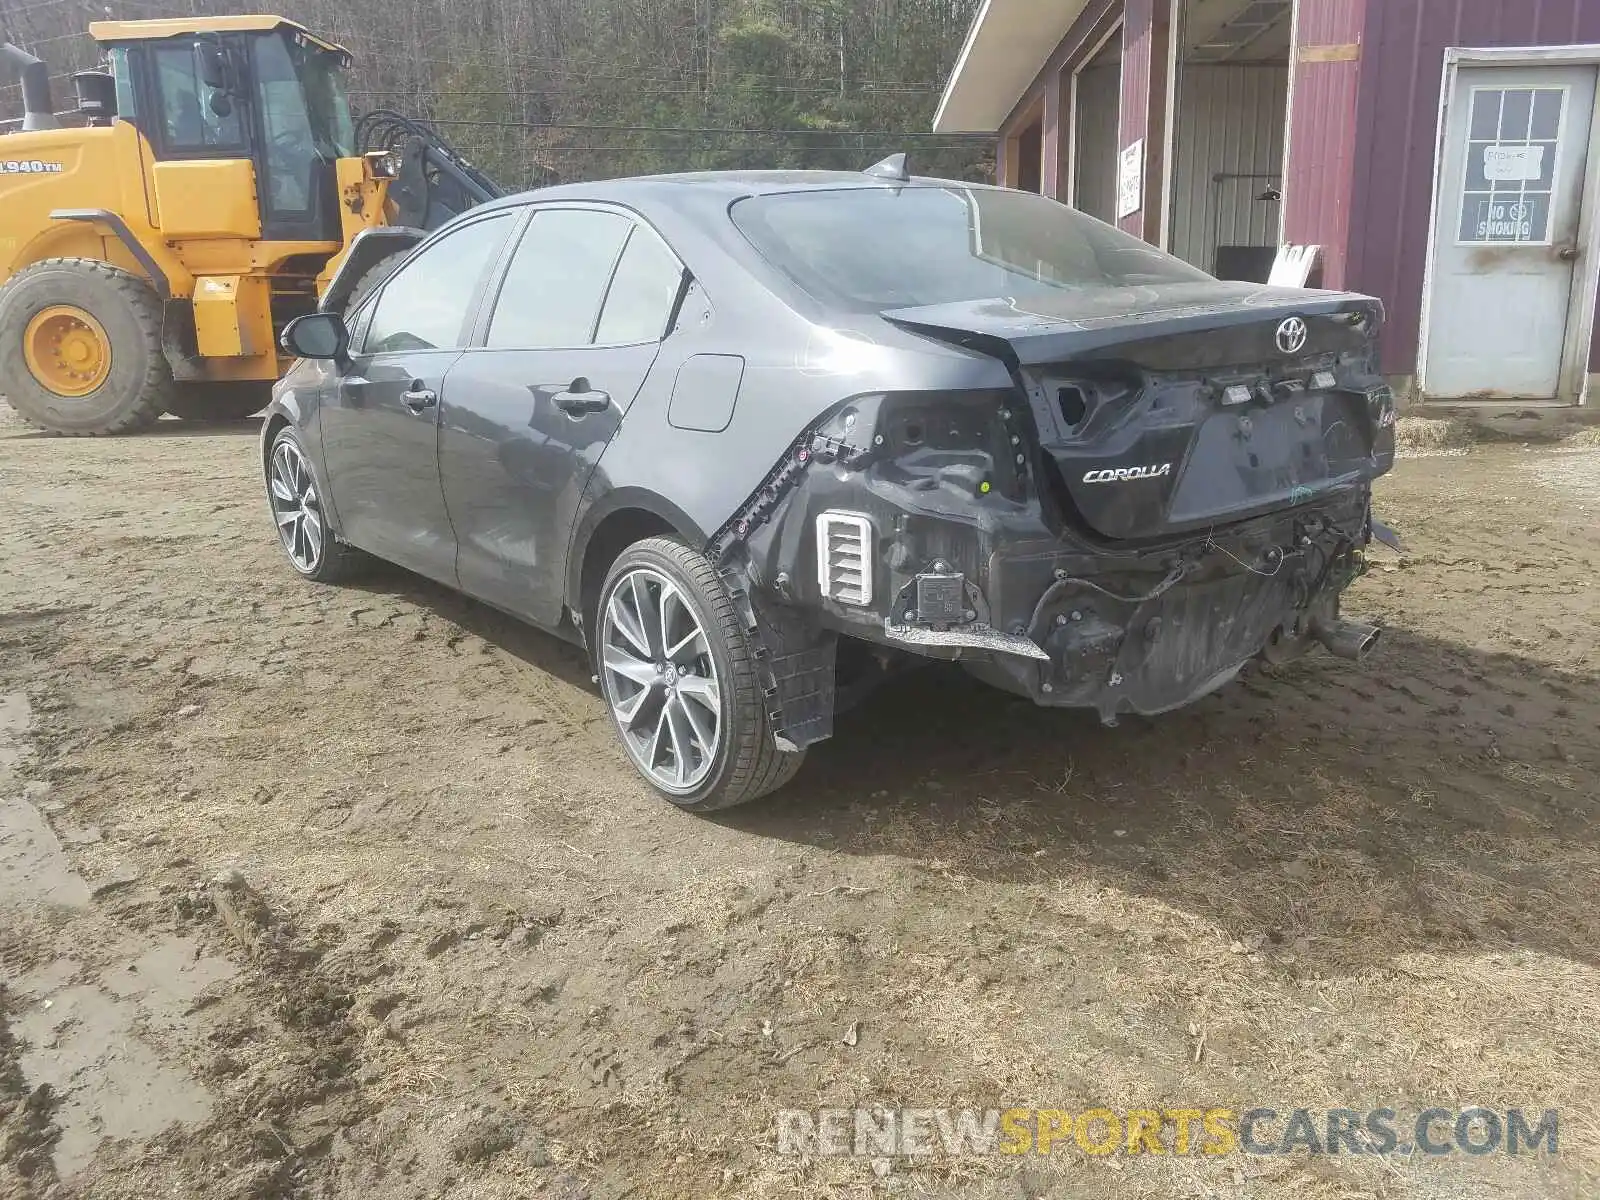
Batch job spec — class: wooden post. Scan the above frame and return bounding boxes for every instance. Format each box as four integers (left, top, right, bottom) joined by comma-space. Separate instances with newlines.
1117, 0, 1173, 242
1043, 67, 1065, 200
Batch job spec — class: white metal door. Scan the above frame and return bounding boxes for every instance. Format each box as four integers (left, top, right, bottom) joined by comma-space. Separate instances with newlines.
1424, 64, 1596, 400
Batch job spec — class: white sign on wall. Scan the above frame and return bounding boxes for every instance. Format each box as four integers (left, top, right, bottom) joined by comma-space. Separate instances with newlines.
1117, 139, 1144, 220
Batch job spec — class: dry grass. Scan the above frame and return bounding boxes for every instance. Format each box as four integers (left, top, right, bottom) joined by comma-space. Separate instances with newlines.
1394, 415, 1477, 456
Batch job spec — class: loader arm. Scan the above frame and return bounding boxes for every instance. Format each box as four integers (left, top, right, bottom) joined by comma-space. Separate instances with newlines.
355, 110, 507, 230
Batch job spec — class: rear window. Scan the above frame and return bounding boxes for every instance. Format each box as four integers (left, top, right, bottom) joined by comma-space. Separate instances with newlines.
730, 185, 1210, 312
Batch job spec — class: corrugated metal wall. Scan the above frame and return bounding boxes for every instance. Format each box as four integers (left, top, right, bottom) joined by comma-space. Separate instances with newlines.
1074, 63, 1123, 221
1169, 65, 1289, 268
1343, 0, 1600, 375
1119, 0, 1156, 235
1283, 0, 1366, 291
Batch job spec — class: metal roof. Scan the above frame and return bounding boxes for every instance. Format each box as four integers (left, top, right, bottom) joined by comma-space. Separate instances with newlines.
88, 15, 350, 57
933, 0, 1093, 133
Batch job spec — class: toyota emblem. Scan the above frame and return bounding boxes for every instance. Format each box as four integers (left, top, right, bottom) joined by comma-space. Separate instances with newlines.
1276, 317, 1308, 355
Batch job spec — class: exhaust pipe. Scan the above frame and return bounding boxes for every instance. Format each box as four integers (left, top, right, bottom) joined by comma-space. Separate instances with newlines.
1311, 617, 1382, 662
1, 40, 60, 131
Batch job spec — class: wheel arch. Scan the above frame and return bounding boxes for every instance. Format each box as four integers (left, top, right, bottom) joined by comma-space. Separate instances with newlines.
260, 394, 346, 541
260, 410, 292, 477
4, 224, 152, 295
568, 489, 709, 650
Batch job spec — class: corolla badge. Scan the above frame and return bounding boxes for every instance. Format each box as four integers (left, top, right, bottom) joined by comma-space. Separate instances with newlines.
1082, 463, 1173, 484
1276, 316, 1309, 355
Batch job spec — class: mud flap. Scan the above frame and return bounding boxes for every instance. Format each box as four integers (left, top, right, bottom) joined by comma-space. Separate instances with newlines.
1370, 517, 1404, 553
719, 567, 837, 752
162, 299, 207, 382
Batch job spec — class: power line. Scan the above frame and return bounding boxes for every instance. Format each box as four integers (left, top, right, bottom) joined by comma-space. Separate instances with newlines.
411, 117, 986, 138
5, 29, 84, 48
334, 30, 948, 89
3, 20, 949, 94
4, 3, 954, 91
2, 0, 84, 18
349, 82, 944, 96
0, 69, 72, 90
505, 146, 988, 153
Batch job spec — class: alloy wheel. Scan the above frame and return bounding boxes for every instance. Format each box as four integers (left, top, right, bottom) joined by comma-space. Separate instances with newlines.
268, 439, 325, 573
601, 567, 723, 792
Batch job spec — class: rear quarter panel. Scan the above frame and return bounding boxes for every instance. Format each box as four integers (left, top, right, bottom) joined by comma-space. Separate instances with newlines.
569, 264, 1013, 612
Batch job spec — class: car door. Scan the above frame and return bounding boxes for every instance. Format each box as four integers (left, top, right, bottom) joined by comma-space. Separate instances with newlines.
438, 206, 688, 626
319, 211, 518, 585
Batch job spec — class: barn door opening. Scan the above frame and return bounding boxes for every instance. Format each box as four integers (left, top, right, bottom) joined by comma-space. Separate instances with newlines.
1165, 0, 1292, 279
1071, 27, 1123, 222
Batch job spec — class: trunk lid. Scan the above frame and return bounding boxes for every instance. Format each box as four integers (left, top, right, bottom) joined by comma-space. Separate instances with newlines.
882, 282, 1395, 542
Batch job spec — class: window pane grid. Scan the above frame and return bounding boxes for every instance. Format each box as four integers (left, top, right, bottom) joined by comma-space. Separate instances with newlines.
1458, 86, 1563, 245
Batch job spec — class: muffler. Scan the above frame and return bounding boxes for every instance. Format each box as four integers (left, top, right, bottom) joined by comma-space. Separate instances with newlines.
1, 41, 60, 131
1311, 617, 1381, 662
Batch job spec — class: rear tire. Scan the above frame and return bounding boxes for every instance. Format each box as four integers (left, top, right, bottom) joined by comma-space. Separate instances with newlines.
0, 258, 172, 435
162, 382, 271, 423
597, 537, 805, 812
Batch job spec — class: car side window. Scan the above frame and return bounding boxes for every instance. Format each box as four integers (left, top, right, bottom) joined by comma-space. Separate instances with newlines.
363, 214, 515, 355
486, 209, 633, 350
594, 227, 686, 345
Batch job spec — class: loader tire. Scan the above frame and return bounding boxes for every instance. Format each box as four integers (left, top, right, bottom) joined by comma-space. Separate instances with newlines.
162, 382, 272, 423
341, 253, 403, 319
0, 258, 173, 436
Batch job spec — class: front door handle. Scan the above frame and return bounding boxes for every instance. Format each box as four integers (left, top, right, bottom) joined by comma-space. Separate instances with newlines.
402, 384, 438, 413
1556, 245, 1581, 262
553, 378, 611, 417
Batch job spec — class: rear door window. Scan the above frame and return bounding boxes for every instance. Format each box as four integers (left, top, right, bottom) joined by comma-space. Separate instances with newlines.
487, 209, 633, 349
594, 227, 686, 345
362, 213, 515, 354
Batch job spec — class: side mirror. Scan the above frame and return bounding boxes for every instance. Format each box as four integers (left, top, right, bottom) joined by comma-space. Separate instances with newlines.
281, 312, 350, 361
194, 40, 234, 93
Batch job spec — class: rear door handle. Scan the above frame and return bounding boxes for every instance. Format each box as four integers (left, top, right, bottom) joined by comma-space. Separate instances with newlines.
552, 378, 611, 417
402, 384, 438, 413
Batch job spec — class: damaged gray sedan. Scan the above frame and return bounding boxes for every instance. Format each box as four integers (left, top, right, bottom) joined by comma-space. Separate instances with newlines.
264, 160, 1396, 811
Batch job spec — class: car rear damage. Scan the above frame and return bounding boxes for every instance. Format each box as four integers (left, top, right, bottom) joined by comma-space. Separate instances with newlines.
712, 282, 1396, 742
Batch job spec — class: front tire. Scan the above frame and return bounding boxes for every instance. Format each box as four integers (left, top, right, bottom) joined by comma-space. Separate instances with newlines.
0, 258, 172, 435
597, 538, 804, 811
265, 425, 360, 583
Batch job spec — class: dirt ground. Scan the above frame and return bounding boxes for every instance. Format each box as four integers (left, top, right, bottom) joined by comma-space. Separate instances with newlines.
1, 404, 1597, 1200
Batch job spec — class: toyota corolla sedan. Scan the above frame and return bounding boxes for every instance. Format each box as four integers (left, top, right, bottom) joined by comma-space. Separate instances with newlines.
262, 159, 1396, 812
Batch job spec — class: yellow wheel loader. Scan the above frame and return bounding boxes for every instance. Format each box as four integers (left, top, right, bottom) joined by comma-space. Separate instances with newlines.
0, 15, 503, 434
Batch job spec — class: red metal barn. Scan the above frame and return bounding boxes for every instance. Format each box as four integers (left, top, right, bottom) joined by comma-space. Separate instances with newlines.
935, 0, 1600, 407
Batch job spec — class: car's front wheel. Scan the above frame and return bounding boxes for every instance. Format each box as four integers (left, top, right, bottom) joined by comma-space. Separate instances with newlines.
597, 537, 804, 811
265, 425, 360, 583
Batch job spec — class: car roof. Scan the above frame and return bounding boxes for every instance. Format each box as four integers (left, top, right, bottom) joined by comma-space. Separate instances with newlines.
473, 171, 1003, 216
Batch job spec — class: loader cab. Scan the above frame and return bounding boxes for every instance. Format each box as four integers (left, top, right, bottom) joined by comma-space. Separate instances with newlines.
98, 20, 355, 245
